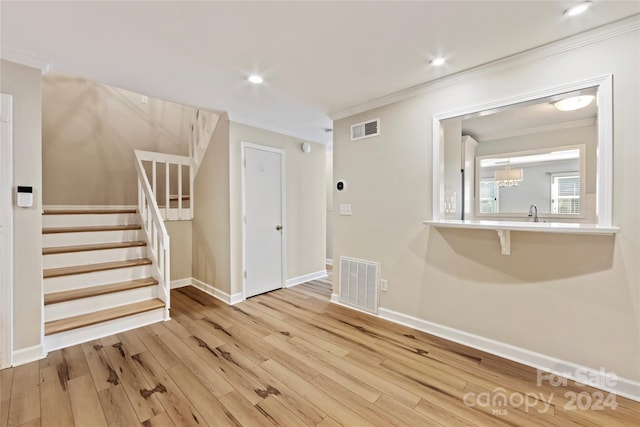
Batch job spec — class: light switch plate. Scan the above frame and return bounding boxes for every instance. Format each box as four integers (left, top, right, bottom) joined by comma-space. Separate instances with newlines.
339, 204, 352, 215
380, 279, 388, 292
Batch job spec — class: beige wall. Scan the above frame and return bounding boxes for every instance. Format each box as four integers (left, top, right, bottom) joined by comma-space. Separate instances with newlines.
42, 74, 194, 205
1, 60, 43, 351
192, 115, 231, 293
333, 31, 640, 381
229, 122, 326, 295
165, 220, 192, 280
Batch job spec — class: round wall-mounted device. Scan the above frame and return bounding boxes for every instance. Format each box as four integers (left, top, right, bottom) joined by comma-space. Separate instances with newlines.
336, 180, 346, 191
301, 142, 311, 153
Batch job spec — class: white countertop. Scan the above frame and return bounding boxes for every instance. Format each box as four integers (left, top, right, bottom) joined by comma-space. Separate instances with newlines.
423, 219, 620, 235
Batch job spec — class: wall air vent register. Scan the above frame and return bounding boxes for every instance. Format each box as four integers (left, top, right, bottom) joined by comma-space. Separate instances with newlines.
339, 256, 379, 314
350, 118, 380, 141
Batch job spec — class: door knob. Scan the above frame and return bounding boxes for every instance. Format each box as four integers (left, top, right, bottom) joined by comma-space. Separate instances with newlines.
276, 225, 283, 231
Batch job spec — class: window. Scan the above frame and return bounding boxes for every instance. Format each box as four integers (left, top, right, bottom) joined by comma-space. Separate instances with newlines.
479, 180, 499, 213
552, 174, 580, 214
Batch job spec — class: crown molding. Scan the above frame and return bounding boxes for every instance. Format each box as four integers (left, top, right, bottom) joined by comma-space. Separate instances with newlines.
329, 14, 639, 121
0, 46, 51, 73
475, 117, 597, 142
227, 112, 329, 145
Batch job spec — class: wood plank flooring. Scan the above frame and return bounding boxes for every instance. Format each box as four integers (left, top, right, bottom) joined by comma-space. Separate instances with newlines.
3, 275, 639, 426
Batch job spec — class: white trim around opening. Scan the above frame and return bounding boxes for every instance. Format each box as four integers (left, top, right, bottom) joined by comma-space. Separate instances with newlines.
0, 93, 14, 369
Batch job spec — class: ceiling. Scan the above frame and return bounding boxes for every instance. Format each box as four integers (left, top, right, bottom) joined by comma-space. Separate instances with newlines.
461, 87, 598, 142
1, 1, 638, 144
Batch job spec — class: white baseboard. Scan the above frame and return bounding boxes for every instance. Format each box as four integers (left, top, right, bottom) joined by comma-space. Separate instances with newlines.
43, 205, 137, 211
12, 344, 46, 366
285, 270, 328, 288
378, 307, 640, 402
191, 278, 244, 305
326, 258, 333, 266
329, 294, 640, 402
331, 293, 381, 316
170, 278, 192, 289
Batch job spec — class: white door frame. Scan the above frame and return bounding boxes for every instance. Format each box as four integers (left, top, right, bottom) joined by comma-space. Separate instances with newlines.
1, 93, 14, 369
241, 142, 286, 299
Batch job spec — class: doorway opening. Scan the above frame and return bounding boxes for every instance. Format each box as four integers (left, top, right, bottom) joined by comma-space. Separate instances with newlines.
241, 143, 286, 299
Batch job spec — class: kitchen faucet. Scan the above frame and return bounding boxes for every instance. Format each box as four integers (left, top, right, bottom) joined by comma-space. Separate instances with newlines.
528, 204, 538, 222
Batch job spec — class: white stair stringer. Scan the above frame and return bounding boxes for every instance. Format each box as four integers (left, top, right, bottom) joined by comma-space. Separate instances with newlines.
44, 264, 151, 293
43, 246, 146, 269
44, 308, 165, 352
45, 285, 157, 322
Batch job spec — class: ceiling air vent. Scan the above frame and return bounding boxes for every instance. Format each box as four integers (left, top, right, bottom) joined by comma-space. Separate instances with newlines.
351, 118, 380, 141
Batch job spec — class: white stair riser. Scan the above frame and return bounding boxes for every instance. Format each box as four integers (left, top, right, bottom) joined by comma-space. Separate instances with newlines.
45, 286, 158, 322
43, 246, 147, 269
43, 213, 139, 228
43, 230, 142, 247
44, 265, 151, 293
44, 308, 166, 352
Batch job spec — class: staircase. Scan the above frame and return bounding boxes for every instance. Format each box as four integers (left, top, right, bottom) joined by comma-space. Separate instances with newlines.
36, 107, 215, 353
42, 209, 167, 351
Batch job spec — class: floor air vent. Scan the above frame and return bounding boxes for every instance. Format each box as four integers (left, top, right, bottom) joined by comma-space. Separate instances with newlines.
339, 257, 379, 314
351, 118, 380, 141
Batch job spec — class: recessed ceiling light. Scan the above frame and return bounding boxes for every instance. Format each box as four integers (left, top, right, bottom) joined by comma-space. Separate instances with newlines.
553, 95, 595, 111
431, 57, 446, 66
248, 74, 263, 84
564, 1, 592, 17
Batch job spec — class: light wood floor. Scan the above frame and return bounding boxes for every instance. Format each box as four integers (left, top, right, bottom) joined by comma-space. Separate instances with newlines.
2, 276, 639, 426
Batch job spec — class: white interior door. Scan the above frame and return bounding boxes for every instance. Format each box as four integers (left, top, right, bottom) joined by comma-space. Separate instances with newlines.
0, 93, 13, 369
243, 144, 285, 298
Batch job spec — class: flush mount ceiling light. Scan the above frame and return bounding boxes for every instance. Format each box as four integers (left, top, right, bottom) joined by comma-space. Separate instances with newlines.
430, 57, 446, 66
248, 74, 263, 84
564, 1, 592, 17
553, 95, 595, 111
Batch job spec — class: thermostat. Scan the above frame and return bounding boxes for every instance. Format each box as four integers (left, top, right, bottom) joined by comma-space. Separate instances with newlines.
336, 180, 346, 191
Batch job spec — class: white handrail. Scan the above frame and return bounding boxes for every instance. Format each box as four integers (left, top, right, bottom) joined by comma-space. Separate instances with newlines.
134, 150, 171, 320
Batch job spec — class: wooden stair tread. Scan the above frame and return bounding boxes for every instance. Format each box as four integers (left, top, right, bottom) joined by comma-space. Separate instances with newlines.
43, 224, 141, 234
44, 258, 152, 278
44, 278, 158, 305
43, 241, 146, 255
43, 209, 137, 215
45, 299, 165, 335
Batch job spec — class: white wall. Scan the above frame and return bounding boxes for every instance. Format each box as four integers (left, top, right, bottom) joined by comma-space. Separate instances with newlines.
1, 60, 43, 355
333, 29, 640, 383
